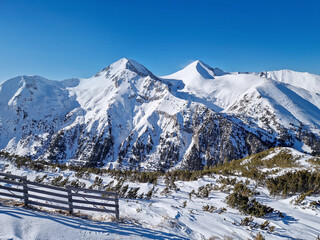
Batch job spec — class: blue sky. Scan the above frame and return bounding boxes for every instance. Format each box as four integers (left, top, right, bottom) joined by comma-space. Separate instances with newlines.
0, 0, 319, 81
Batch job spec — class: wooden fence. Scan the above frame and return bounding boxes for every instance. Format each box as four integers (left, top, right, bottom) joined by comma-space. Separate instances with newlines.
0, 172, 119, 220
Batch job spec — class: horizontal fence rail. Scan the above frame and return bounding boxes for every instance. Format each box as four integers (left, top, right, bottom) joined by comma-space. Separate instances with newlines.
0, 172, 119, 220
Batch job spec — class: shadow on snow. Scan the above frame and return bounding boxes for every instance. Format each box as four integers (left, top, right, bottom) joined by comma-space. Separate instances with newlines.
0, 205, 188, 240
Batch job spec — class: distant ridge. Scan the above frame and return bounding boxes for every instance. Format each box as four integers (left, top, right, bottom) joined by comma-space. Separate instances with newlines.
0, 58, 319, 169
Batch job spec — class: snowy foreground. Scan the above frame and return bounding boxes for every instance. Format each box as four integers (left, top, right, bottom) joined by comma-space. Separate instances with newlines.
0, 148, 320, 239
0, 205, 184, 240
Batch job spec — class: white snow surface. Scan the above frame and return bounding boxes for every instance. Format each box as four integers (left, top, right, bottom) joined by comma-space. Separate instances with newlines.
0, 205, 186, 240
263, 69, 320, 93
163, 61, 320, 131
164, 60, 227, 90
0, 147, 320, 239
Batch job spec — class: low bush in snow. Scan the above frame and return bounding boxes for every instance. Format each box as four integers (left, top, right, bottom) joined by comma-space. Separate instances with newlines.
226, 183, 274, 218
266, 170, 320, 197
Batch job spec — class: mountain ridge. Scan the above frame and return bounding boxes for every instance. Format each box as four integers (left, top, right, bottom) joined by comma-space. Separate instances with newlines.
0, 58, 319, 170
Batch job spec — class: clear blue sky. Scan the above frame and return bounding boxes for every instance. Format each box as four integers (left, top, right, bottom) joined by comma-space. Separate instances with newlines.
0, 0, 319, 81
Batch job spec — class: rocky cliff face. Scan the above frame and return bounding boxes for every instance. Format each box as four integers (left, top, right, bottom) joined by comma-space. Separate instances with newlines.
0, 58, 319, 170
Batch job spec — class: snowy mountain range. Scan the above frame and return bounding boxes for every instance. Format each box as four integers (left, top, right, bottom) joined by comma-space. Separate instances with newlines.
0, 58, 319, 170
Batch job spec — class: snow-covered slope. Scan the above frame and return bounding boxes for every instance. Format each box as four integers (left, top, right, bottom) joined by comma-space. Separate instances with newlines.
163, 62, 320, 132
0, 75, 79, 155
0, 58, 320, 169
227, 80, 320, 131
1, 147, 320, 239
0, 204, 185, 240
260, 69, 320, 93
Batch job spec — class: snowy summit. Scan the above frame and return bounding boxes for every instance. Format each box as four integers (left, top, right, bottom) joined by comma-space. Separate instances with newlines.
0, 58, 319, 169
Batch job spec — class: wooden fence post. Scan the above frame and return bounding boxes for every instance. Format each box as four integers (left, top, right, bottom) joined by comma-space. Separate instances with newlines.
115, 194, 119, 221
0, 172, 119, 219
67, 186, 73, 214
22, 176, 28, 207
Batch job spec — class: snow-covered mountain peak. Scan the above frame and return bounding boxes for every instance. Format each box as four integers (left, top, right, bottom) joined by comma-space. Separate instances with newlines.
1, 75, 54, 88
192, 60, 226, 77
96, 58, 156, 79
163, 60, 227, 90
0, 75, 66, 106
75, 57, 165, 108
